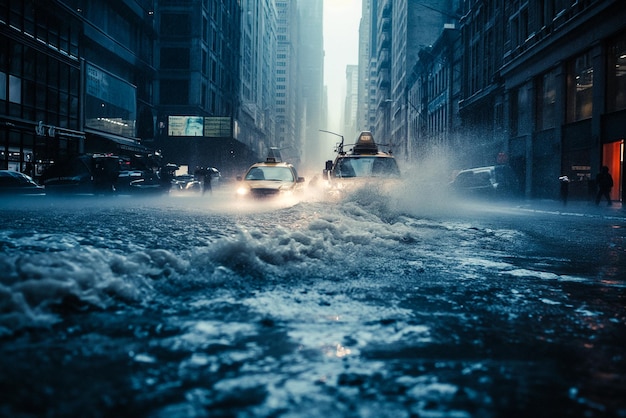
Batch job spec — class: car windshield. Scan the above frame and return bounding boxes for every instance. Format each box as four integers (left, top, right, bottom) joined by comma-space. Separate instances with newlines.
334, 156, 400, 178
245, 166, 294, 182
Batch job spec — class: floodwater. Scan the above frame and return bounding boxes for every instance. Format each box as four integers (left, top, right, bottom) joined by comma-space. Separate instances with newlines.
0, 181, 625, 417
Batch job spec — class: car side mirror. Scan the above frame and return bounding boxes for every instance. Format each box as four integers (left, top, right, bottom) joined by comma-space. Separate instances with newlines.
325, 160, 333, 171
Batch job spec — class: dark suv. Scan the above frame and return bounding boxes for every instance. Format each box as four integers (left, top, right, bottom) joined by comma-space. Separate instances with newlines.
449, 165, 520, 198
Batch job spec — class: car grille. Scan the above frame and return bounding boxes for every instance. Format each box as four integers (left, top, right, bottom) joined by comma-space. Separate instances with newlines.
250, 188, 281, 198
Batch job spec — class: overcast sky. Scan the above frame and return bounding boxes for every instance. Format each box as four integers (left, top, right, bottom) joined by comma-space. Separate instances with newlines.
323, 0, 362, 134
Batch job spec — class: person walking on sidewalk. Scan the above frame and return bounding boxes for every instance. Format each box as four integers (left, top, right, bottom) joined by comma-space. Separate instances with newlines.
595, 165, 614, 206
559, 175, 570, 206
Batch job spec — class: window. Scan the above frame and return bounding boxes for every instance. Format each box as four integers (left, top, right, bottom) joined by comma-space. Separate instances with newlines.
510, 83, 532, 136
9, 75, 21, 103
0, 72, 5, 101
160, 48, 190, 69
160, 14, 191, 37
607, 33, 626, 113
566, 52, 593, 122
537, 69, 557, 130
160, 80, 189, 105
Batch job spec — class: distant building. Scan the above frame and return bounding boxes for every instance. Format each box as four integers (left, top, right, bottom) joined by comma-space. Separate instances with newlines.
406, 24, 461, 163
371, 0, 453, 161
297, 0, 325, 171
357, 0, 373, 133
275, 0, 301, 165
344, 65, 359, 142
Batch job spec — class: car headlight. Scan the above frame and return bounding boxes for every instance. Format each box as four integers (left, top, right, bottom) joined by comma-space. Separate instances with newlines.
236, 186, 250, 196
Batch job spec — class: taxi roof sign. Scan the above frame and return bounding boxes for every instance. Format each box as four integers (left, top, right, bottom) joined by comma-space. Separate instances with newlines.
353, 131, 378, 155
266, 147, 282, 162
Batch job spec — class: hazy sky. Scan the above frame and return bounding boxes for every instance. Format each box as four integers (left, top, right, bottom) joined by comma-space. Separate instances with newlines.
323, 0, 362, 134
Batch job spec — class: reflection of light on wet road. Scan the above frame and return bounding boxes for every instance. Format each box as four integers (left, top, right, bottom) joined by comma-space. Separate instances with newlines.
1, 184, 625, 417
322, 343, 352, 358
334, 343, 352, 358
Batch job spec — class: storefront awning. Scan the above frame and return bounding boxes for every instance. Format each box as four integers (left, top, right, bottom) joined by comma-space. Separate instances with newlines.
84, 129, 150, 154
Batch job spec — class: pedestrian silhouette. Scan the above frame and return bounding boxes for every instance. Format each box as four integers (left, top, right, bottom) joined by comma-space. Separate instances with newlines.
559, 175, 569, 206
203, 169, 212, 195
595, 166, 613, 206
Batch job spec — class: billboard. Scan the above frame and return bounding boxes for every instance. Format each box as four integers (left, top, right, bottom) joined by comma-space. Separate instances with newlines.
168, 116, 204, 136
204, 117, 231, 138
167, 116, 232, 137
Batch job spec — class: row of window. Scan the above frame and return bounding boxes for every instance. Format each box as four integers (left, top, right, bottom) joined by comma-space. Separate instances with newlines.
510, 43, 623, 137
0, 0, 80, 60
410, 31, 626, 141
0, 39, 80, 130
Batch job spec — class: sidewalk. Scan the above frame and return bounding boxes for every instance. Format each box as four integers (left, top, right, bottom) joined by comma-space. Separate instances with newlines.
515, 198, 626, 219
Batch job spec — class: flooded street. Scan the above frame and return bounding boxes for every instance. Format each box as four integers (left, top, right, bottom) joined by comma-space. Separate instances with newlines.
1, 186, 625, 417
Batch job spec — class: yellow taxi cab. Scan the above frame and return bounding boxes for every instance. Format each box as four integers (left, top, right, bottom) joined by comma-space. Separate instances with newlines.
236, 149, 305, 199
318, 131, 400, 197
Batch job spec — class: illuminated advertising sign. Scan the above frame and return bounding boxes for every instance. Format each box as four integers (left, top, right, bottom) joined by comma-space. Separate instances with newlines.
204, 117, 231, 138
167, 116, 232, 137
168, 116, 204, 136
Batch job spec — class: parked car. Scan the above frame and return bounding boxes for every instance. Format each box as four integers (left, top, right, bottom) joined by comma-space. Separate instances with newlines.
0, 170, 45, 195
40, 154, 120, 194
236, 151, 305, 199
449, 165, 520, 198
171, 167, 221, 194
119, 163, 178, 195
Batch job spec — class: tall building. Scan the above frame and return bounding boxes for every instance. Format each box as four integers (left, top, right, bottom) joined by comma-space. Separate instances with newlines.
373, 0, 391, 147
238, 0, 278, 163
389, 0, 454, 161
297, 0, 324, 172
275, 0, 301, 164
155, 0, 246, 177
457, 0, 508, 169
406, 23, 461, 163
364, 0, 462, 160
357, 0, 373, 133
0, 0, 156, 177
343, 65, 359, 141
78, 0, 157, 157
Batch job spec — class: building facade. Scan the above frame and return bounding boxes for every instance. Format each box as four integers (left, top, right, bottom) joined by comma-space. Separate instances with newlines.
406, 24, 461, 165
362, 0, 626, 202
237, 0, 277, 165
357, 0, 372, 134
0, 0, 156, 178
459, 0, 626, 201
500, 0, 626, 201
373, 0, 391, 147
297, 0, 324, 171
154, 0, 246, 177
2, 0, 325, 182
343, 64, 359, 142
275, 0, 301, 164
371, 0, 453, 161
